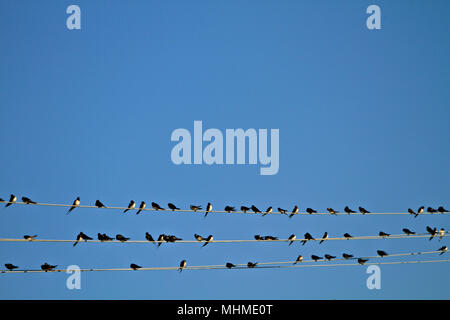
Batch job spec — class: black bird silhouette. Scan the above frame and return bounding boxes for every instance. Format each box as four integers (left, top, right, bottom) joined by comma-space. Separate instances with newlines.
202, 235, 213, 247
67, 197, 80, 214
124, 200, 135, 213
262, 206, 273, 216
241, 206, 250, 213
5, 194, 17, 207
319, 232, 328, 244
408, 208, 418, 218
344, 206, 356, 214
145, 232, 155, 244
377, 250, 388, 257
438, 246, 448, 255
97, 233, 105, 241
204, 203, 212, 217
136, 201, 146, 215
5, 263, 18, 270
402, 228, 415, 235
0, 198, 4, 202
116, 234, 130, 242
102, 233, 113, 241
247, 262, 258, 268
73, 232, 92, 247
264, 236, 278, 241
95, 200, 106, 208
168, 203, 180, 211
342, 253, 354, 260
254, 235, 263, 241
311, 255, 323, 262
166, 235, 182, 242
358, 258, 368, 265
379, 231, 390, 238
301, 233, 315, 245
327, 208, 338, 215
278, 208, 287, 214
24, 235, 37, 241
343, 233, 353, 239
224, 206, 236, 213
251, 205, 261, 213
194, 234, 204, 242
426, 226, 437, 240
427, 207, 437, 213
306, 208, 317, 214
130, 263, 141, 270
41, 263, 57, 272
288, 234, 296, 246
179, 260, 187, 272
157, 234, 165, 247
190, 205, 202, 212
226, 263, 235, 269
151, 202, 164, 210
289, 205, 299, 218
438, 206, 449, 213
417, 206, 424, 215
22, 197, 37, 204
439, 228, 445, 241
359, 207, 370, 214
324, 254, 336, 261
294, 255, 303, 264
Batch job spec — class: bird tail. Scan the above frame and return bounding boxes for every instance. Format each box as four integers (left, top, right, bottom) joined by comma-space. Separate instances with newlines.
319, 240, 324, 244
123, 209, 129, 213
202, 242, 209, 247
73, 241, 78, 247
5, 203, 11, 207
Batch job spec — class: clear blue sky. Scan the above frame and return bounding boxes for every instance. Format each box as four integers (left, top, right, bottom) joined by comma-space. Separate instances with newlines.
0, 0, 449, 299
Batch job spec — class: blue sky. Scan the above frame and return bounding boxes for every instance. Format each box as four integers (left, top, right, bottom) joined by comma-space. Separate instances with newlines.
0, 0, 449, 299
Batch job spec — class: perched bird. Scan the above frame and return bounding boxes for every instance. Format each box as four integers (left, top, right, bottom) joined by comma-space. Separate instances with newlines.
327, 208, 338, 215
224, 206, 236, 213
116, 234, 130, 242
136, 201, 146, 215
278, 208, 287, 215
157, 234, 165, 247
343, 233, 353, 239
301, 233, 315, 245
288, 234, 296, 246
426, 226, 437, 241
251, 205, 261, 213
179, 260, 187, 272
67, 197, 80, 214
205, 203, 212, 217
165, 235, 182, 242
377, 250, 388, 257
254, 235, 264, 241
168, 203, 180, 211
359, 207, 370, 214
262, 206, 273, 216
289, 205, 299, 218
324, 254, 336, 261
241, 206, 250, 213
344, 206, 356, 214
194, 234, 204, 242
190, 205, 202, 212
438, 246, 448, 255
145, 232, 155, 244
311, 255, 323, 262
4, 263, 18, 270
73, 232, 92, 247
319, 232, 328, 244
97, 233, 106, 241
101, 233, 113, 241
439, 228, 445, 241
294, 255, 303, 264
41, 263, 57, 272
264, 236, 278, 241
124, 200, 135, 213
24, 235, 37, 241
247, 262, 258, 268
408, 208, 418, 218
5, 194, 17, 207
403, 228, 415, 235
226, 263, 235, 269
358, 258, 368, 265
130, 263, 141, 270
202, 235, 213, 247
417, 206, 424, 215
151, 202, 164, 210
427, 207, 437, 213
95, 200, 106, 208
0, 198, 4, 202
306, 208, 317, 214
438, 206, 449, 213
379, 231, 390, 238
342, 253, 354, 260
22, 197, 37, 204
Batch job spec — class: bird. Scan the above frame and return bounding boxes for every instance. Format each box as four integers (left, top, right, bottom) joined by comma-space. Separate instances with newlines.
247, 262, 258, 268
116, 234, 130, 242
4, 263, 18, 270
166, 235, 182, 243
95, 200, 106, 208
190, 205, 202, 212
343, 253, 354, 260
264, 236, 278, 241
289, 205, 299, 218
343, 233, 353, 239
377, 250, 388, 257
101, 233, 113, 241
359, 207, 370, 214
241, 206, 250, 213
417, 206, 424, 215
97, 233, 106, 241
438, 246, 448, 255
168, 203, 180, 211
344, 206, 356, 214
157, 234, 165, 247
145, 232, 155, 244
294, 255, 303, 264
408, 208, 418, 218
179, 260, 187, 272
5, 194, 17, 207
251, 205, 261, 213
130, 263, 141, 270
403, 228, 415, 235
327, 208, 338, 215
22, 197, 37, 204
124, 200, 135, 213
202, 235, 213, 247
278, 208, 287, 215
0, 198, 4, 202
262, 206, 273, 216
439, 228, 445, 241
254, 235, 263, 241
301, 233, 315, 245
288, 234, 296, 246
358, 258, 368, 265
226, 263, 235, 269
136, 201, 146, 215
319, 232, 328, 244
41, 263, 57, 272
426, 226, 437, 240
306, 208, 317, 214
224, 206, 236, 213
379, 231, 390, 238
151, 202, 164, 210
205, 203, 212, 217
23, 235, 37, 241
73, 232, 92, 247
194, 234, 204, 242
311, 255, 323, 262
324, 254, 336, 261
67, 197, 80, 214
427, 207, 437, 213
438, 206, 449, 213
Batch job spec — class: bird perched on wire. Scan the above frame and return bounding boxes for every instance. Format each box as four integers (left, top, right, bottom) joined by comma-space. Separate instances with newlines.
145, 232, 155, 244
97, 233, 106, 241
311, 255, 323, 262
288, 234, 296, 246
319, 232, 328, 244
289, 205, 299, 218
264, 235, 278, 241
0, 198, 4, 202
402, 228, 415, 235
116, 234, 130, 242
190, 205, 202, 212
152, 202, 164, 210
379, 231, 390, 238
124, 200, 135, 213
165, 235, 182, 243
168, 203, 179, 211
427, 207, 437, 213
439, 228, 445, 241
343, 233, 353, 239
95, 200, 106, 208
408, 208, 418, 218
359, 207, 370, 214
24, 235, 37, 241
157, 234, 165, 247
224, 206, 236, 213
327, 208, 338, 215
73, 232, 92, 247
130, 263, 141, 270
247, 262, 258, 268
254, 235, 263, 241
377, 250, 388, 257
179, 260, 187, 272
205, 203, 212, 217
262, 206, 273, 216
226, 263, 235, 269
278, 208, 287, 215
241, 206, 250, 213
67, 197, 80, 214
358, 258, 368, 265
342, 253, 354, 260
344, 206, 356, 214
194, 234, 204, 242
22, 197, 37, 204
301, 233, 315, 245
294, 255, 303, 264
426, 226, 437, 240
417, 206, 424, 216
5, 194, 17, 207
41, 263, 57, 272
438, 206, 449, 213
324, 254, 336, 261
251, 205, 261, 213
100, 233, 113, 241
136, 201, 146, 214
4, 263, 18, 271
202, 235, 213, 247
306, 208, 317, 214
438, 246, 448, 255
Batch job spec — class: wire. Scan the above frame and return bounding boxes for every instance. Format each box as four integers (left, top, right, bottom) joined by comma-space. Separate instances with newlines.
1, 200, 448, 216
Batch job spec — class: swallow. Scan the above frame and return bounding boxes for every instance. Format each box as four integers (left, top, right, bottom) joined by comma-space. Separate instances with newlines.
202, 235, 213, 247
190, 205, 202, 212
5, 194, 17, 207
151, 202, 164, 210
179, 260, 187, 272
124, 200, 135, 213
324, 254, 336, 261
379, 231, 390, 238
73, 232, 92, 247
241, 206, 250, 213
408, 208, 418, 218
319, 232, 328, 244
344, 233, 353, 239
358, 258, 368, 265
438, 246, 448, 255
97, 233, 106, 241
342, 253, 354, 260
288, 234, 296, 245
101, 233, 113, 241
116, 234, 130, 242
168, 203, 180, 211
311, 255, 323, 262
67, 197, 80, 214
426, 226, 437, 240
5, 263, 18, 270
344, 206, 356, 214
41, 263, 57, 272
24, 235, 37, 241
145, 232, 155, 244
247, 262, 258, 268
224, 206, 236, 213
226, 263, 235, 269
157, 234, 165, 247
327, 208, 338, 215
417, 206, 424, 215
438, 206, 449, 213
166, 235, 182, 242
289, 205, 299, 218
95, 200, 106, 208
251, 205, 261, 213
194, 234, 204, 242
136, 201, 146, 214
262, 206, 273, 216
439, 228, 445, 241
427, 207, 437, 213
301, 233, 314, 245
294, 255, 303, 264
22, 197, 37, 204
359, 207, 370, 214
402, 228, 415, 235
377, 250, 388, 257
205, 203, 212, 217
130, 263, 141, 270
264, 236, 278, 241
306, 208, 317, 214
254, 235, 263, 241
278, 208, 287, 215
